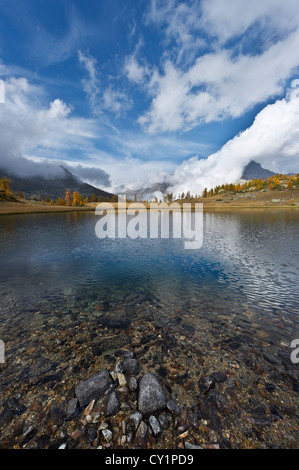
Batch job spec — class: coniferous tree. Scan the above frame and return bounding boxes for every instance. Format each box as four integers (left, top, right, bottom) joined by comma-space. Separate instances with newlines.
65, 189, 72, 206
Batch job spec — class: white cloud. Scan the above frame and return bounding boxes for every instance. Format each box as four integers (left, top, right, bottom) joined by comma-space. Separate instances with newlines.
0, 70, 205, 191
124, 54, 149, 84
169, 82, 299, 195
145, 0, 205, 64
102, 86, 132, 117
123, 36, 152, 86
137, 28, 299, 133
96, 154, 175, 194
137, 0, 299, 134
200, 0, 299, 43
0, 76, 102, 178
78, 50, 101, 115
79, 50, 132, 117
147, 0, 299, 49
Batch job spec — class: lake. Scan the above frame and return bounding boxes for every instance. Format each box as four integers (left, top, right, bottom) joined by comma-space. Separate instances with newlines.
0, 208, 298, 448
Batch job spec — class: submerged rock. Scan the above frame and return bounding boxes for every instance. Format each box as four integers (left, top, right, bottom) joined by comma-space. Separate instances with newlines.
66, 398, 79, 418
138, 373, 167, 415
185, 441, 203, 449
106, 391, 120, 417
91, 332, 131, 356
122, 358, 139, 376
158, 413, 169, 430
135, 421, 148, 447
167, 399, 181, 417
97, 312, 131, 330
102, 428, 113, 442
149, 415, 161, 436
5, 398, 26, 415
128, 377, 138, 392
210, 372, 228, 383
129, 411, 143, 430
75, 370, 113, 407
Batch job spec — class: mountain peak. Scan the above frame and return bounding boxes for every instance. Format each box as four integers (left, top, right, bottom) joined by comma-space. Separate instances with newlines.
241, 161, 275, 180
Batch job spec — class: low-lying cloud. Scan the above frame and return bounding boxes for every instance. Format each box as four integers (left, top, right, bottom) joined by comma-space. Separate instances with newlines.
0, 74, 111, 187
168, 81, 299, 196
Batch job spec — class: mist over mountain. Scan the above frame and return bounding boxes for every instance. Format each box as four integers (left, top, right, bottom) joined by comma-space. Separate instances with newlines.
1, 157, 297, 203
0, 166, 113, 201
124, 183, 170, 201
122, 160, 297, 201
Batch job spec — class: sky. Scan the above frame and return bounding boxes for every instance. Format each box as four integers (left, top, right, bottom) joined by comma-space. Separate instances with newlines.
0, 0, 299, 195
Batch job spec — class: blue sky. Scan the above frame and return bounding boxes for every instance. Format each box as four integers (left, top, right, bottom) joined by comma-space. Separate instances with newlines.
0, 0, 299, 194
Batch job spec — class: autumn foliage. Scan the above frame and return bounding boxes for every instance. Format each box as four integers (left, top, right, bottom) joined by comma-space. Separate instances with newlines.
0, 178, 16, 201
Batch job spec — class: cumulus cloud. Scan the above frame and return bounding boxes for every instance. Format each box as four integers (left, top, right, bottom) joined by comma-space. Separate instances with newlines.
0, 74, 111, 186
147, 0, 299, 50
0, 67, 206, 191
130, 0, 299, 134
200, 0, 299, 44
89, 153, 176, 194
137, 28, 299, 133
168, 82, 299, 195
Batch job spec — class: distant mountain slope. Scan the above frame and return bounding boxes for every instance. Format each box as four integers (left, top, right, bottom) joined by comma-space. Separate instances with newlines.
241, 161, 276, 180
0, 166, 114, 200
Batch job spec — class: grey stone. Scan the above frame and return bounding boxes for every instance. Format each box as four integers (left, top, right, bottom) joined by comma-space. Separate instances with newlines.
167, 399, 181, 417
87, 427, 97, 443
115, 362, 123, 374
198, 376, 216, 394
5, 398, 26, 415
128, 377, 138, 392
66, 398, 78, 418
135, 421, 147, 447
138, 373, 167, 415
153, 317, 171, 328
75, 370, 113, 407
122, 358, 139, 376
207, 390, 228, 410
185, 441, 203, 449
210, 372, 227, 383
158, 413, 169, 430
149, 415, 161, 436
102, 429, 113, 442
106, 391, 120, 417
130, 411, 143, 430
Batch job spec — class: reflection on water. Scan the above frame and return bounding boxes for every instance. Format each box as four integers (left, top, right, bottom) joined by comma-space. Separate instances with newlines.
0, 208, 298, 450
0, 209, 298, 339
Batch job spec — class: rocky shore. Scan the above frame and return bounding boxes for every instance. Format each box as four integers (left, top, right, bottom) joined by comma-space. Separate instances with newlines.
0, 292, 298, 449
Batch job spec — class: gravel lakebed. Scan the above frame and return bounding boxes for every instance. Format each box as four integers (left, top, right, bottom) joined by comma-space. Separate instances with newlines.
0, 290, 298, 449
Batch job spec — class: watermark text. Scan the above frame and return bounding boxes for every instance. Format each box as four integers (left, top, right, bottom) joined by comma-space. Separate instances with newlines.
0, 340, 5, 364
95, 197, 203, 250
290, 339, 299, 364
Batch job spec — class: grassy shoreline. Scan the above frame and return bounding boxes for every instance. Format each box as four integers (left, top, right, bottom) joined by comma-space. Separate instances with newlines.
0, 201, 298, 215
